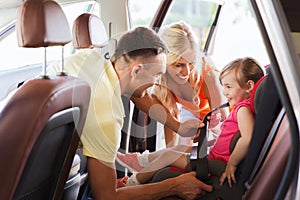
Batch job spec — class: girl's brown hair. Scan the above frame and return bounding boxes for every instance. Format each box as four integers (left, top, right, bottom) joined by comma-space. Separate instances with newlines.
219, 57, 264, 88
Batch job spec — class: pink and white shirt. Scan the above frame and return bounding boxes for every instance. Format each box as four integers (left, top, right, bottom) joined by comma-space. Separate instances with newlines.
208, 99, 252, 163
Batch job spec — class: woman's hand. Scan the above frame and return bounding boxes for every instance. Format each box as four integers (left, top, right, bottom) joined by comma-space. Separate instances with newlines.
178, 119, 204, 137
207, 112, 222, 129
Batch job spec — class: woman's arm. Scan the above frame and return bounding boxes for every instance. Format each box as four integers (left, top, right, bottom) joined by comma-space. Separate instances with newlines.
201, 57, 228, 121
164, 125, 178, 147
131, 92, 204, 137
203, 67, 229, 121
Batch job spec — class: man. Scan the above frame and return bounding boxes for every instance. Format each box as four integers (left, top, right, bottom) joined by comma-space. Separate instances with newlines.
48, 27, 211, 199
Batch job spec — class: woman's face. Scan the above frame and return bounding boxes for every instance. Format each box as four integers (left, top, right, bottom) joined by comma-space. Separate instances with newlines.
167, 51, 195, 85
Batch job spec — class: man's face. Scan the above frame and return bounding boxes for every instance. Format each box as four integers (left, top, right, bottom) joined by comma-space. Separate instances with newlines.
131, 53, 167, 98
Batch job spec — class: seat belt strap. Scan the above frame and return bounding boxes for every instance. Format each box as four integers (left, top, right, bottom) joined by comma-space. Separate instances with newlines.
196, 102, 229, 182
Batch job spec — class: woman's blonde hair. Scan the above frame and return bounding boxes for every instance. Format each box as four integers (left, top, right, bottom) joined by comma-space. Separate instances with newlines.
153, 21, 202, 118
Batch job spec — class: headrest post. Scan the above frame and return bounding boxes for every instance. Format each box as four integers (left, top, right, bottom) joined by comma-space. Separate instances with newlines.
39, 47, 49, 79
108, 22, 117, 58
57, 46, 67, 76
61, 46, 64, 72
109, 22, 112, 38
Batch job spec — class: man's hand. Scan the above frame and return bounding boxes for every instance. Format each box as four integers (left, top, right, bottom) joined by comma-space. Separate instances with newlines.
174, 172, 213, 200
116, 176, 129, 188
178, 119, 204, 137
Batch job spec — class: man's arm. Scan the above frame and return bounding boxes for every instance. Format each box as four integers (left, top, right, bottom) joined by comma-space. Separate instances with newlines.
88, 157, 212, 200
131, 93, 204, 137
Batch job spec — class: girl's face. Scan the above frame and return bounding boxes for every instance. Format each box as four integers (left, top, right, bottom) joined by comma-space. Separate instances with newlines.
166, 51, 195, 85
221, 71, 250, 106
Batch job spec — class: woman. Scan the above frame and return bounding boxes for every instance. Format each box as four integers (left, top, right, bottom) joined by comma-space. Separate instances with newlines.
153, 21, 227, 148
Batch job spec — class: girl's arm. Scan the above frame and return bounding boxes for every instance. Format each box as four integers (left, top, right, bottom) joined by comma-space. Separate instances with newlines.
219, 106, 255, 187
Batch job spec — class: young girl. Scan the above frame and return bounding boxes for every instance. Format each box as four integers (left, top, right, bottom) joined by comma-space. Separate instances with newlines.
117, 57, 264, 187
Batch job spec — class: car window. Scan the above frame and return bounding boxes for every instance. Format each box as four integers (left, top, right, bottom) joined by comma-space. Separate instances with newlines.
127, 0, 161, 28
161, 0, 221, 52
0, 1, 99, 72
128, 0, 270, 71
0, 7, 18, 30
210, 1, 270, 70
128, 0, 220, 52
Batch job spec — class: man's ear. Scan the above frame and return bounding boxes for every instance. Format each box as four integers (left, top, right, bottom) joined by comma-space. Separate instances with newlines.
131, 64, 143, 78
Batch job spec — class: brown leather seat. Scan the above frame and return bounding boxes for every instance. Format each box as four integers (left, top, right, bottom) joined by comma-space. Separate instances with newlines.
72, 12, 116, 60
0, 0, 90, 199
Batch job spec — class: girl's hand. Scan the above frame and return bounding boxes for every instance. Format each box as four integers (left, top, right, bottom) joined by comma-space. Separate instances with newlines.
219, 162, 237, 188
